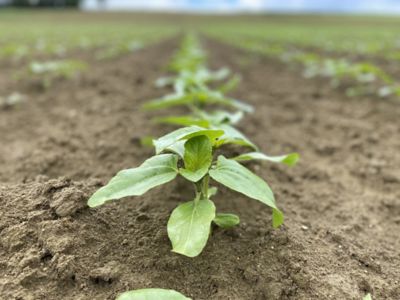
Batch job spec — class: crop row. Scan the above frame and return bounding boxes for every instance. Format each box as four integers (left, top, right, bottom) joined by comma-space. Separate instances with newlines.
0, 24, 176, 61
203, 22, 400, 58
0, 28, 176, 107
87, 34, 298, 299
205, 31, 400, 98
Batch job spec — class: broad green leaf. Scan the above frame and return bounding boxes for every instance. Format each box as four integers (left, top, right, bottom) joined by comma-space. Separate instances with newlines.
143, 93, 192, 110
214, 124, 258, 150
88, 154, 178, 207
180, 136, 212, 182
153, 126, 224, 154
154, 115, 210, 128
214, 213, 240, 228
117, 288, 191, 300
168, 199, 216, 257
234, 152, 299, 166
209, 156, 283, 227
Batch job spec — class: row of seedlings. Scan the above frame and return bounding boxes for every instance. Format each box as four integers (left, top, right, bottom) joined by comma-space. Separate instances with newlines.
88, 34, 298, 300
10, 30, 176, 92
209, 33, 400, 98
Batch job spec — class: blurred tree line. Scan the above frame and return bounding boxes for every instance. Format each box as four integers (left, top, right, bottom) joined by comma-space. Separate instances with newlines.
5, 0, 81, 7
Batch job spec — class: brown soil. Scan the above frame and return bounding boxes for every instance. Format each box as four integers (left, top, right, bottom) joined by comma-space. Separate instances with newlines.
1, 37, 399, 300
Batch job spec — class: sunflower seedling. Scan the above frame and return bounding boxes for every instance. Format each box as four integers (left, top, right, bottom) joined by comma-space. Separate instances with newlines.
88, 126, 298, 257
145, 34, 249, 113
18, 59, 87, 88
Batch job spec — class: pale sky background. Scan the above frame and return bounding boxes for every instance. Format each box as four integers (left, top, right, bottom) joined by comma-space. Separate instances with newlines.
81, 0, 400, 14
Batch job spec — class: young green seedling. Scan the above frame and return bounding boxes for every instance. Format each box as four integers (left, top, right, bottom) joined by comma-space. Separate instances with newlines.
88, 126, 298, 257
156, 66, 239, 95
17, 59, 87, 88
145, 34, 248, 113
168, 34, 206, 73
0, 92, 26, 109
156, 67, 230, 89
95, 40, 143, 60
146, 66, 249, 113
147, 60, 248, 112
0, 43, 28, 60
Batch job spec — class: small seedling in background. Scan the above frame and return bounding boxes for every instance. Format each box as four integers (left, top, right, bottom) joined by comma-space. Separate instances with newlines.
0, 43, 29, 60
145, 34, 249, 113
168, 34, 206, 72
17, 59, 87, 88
95, 40, 143, 60
0, 92, 26, 109
145, 63, 248, 113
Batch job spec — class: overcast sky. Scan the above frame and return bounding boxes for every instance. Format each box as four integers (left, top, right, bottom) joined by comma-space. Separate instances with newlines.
81, 0, 400, 13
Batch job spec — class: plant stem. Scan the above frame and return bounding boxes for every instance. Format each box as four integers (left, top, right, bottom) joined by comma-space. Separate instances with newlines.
200, 175, 209, 200
193, 175, 210, 202
194, 182, 201, 204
